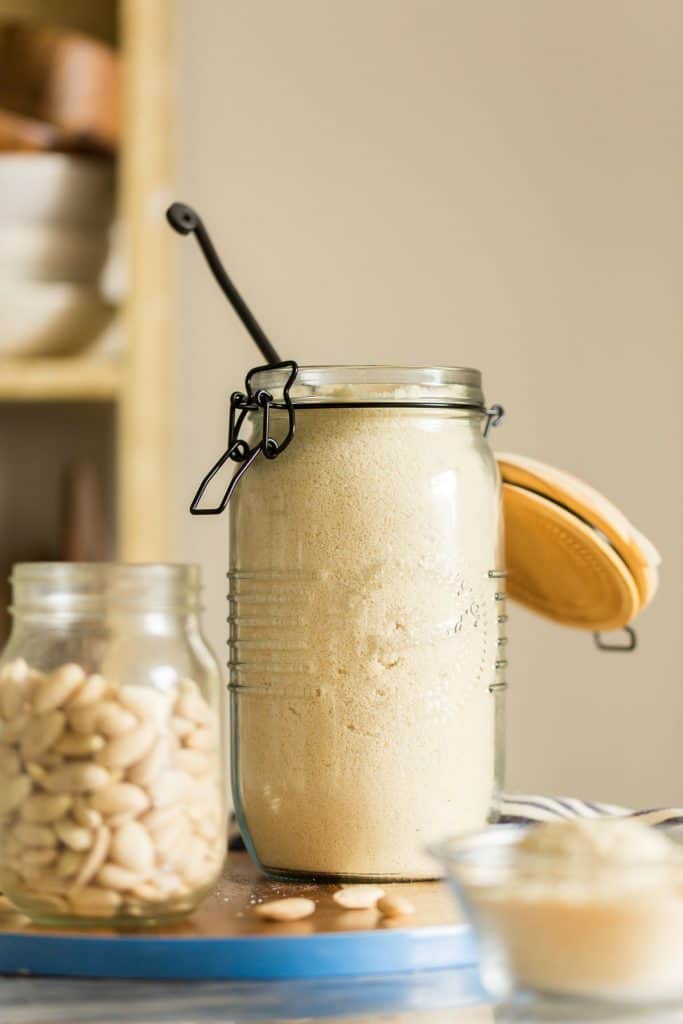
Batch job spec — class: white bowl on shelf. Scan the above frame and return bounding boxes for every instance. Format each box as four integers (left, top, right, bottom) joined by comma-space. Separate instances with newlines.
0, 224, 109, 284
0, 154, 114, 228
0, 284, 114, 357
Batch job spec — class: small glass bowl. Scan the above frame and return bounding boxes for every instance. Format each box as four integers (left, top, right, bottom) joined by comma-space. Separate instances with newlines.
431, 825, 683, 1007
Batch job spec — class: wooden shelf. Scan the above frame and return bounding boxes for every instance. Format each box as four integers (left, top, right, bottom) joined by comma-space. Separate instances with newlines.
0, 0, 171, 563
0, 358, 122, 402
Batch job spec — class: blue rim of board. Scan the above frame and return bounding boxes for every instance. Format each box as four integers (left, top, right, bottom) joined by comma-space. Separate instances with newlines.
0, 922, 475, 980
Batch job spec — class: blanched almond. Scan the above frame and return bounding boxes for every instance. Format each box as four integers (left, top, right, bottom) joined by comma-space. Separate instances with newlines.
57, 849, 83, 879
24, 890, 68, 912
332, 885, 385, 910
33, 664, 85, 713
149, 770, 192, 808
175, 749, 210, 776
153, 872, 186, 896
119, 686, 170, 725
0, 775, 32, 817
43, 763, 110, 794
376, 894, 416, 918
110, 820, 155, 874
188, 779, 221, 815
254, 898, 316, 922
3, 835, 23, 859
67, 673, 107, 707
12, 822, 57, 848
161, 829, 194, 872
67, 704, 99, 735
20, 793, 71, 823
74, 825, 110, 887
54, 731, 105, 757
26, 762, 48, 785
175, 691, 211, 725
0, 745, 20, 776
131, 881, 166, 902
90, 782, 149, 817
22, 847, 57, 867
72, 801, 102, 830
69, 886, 121, 917
141, 805, 183, 834
171, 716, 193, 739
54, 820, 93, 852
184, 727, 214, 752
96, 863, 143, 892
97, 723, 156, 769
40, 751, 63, 768
3, 711, 30, 744
0, 658, 29, 685
0, 680, 26, 720
95, 702, 138, 737
180, 836, 210, 885
149, 812, 186, 857
193, 816, 220, 843
126, 736, 169, 787
20, 710, 66, 759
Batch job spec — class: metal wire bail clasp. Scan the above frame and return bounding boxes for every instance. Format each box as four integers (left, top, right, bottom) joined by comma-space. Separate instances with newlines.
190, 360, 298, 515
483, 404, 505, 438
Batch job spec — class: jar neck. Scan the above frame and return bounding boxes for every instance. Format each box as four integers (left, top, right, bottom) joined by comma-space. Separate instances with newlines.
9, 564, 204, 620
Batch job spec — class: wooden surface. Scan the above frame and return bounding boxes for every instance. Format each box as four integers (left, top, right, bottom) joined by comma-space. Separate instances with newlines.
0, 851, 460, 940
0, 856, 666, 1020
0, 851, 473, 983
0, 357, 121, 401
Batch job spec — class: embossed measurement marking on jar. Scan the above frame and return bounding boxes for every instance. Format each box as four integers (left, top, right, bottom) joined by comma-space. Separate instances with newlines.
489, 569, 508, 695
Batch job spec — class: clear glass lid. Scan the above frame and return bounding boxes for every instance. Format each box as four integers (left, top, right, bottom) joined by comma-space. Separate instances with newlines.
248, 364, 486, 408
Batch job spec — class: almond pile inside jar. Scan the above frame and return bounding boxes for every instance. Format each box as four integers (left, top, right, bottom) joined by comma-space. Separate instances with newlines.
0, 657, 225, 921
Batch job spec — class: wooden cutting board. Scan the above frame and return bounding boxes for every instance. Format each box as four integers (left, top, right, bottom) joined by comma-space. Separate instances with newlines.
0, 852, 473, 980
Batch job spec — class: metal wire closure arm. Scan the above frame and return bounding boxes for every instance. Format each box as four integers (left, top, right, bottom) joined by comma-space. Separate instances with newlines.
189, 361, 298, 515
190, 445, 262, 516
166, 202, 281, 366
593, 626, 637, 652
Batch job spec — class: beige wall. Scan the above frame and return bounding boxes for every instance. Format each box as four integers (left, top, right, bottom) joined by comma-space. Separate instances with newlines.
172, 0, 683, 809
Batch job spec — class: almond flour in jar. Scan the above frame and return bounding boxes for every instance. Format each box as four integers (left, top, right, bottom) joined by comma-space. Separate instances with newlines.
228, 366, 505, 880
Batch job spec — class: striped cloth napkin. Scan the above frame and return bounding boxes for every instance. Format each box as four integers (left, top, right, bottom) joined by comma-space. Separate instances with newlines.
498, 794, 683, 828
228, 797, 683, 851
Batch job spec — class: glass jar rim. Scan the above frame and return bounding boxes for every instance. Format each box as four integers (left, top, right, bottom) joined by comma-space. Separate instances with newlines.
249, 364, 485, 408
430, 825, 683, 876
10, 563, 203, 615
12, 562, 201, 582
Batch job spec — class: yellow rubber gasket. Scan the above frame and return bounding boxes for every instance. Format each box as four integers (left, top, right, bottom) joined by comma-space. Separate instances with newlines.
503, 483, 640, 631
498, 453, 659, 614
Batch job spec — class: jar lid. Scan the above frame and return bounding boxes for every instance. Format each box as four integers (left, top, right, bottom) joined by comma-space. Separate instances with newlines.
498, 453, 660, 631
248, 364, 486, 408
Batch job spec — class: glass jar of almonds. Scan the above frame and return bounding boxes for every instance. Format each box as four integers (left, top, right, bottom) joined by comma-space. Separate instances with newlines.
0, 563, 226, 926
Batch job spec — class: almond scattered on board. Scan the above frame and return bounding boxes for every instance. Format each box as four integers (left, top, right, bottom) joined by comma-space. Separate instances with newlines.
332, 884, 385, 910
254, 897, 316, 922
377, 894, 415, 918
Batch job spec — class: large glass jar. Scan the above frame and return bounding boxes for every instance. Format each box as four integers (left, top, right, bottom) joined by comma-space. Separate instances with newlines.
0, 563, 226, 925
228, 366, 506, 881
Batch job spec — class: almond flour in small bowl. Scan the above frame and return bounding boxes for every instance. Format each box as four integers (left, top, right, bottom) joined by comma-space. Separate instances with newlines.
432, 818, 683, 1005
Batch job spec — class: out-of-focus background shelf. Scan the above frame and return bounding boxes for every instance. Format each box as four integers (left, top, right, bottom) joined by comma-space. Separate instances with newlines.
0, 358, 122, 402
0, 0, 171, 642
